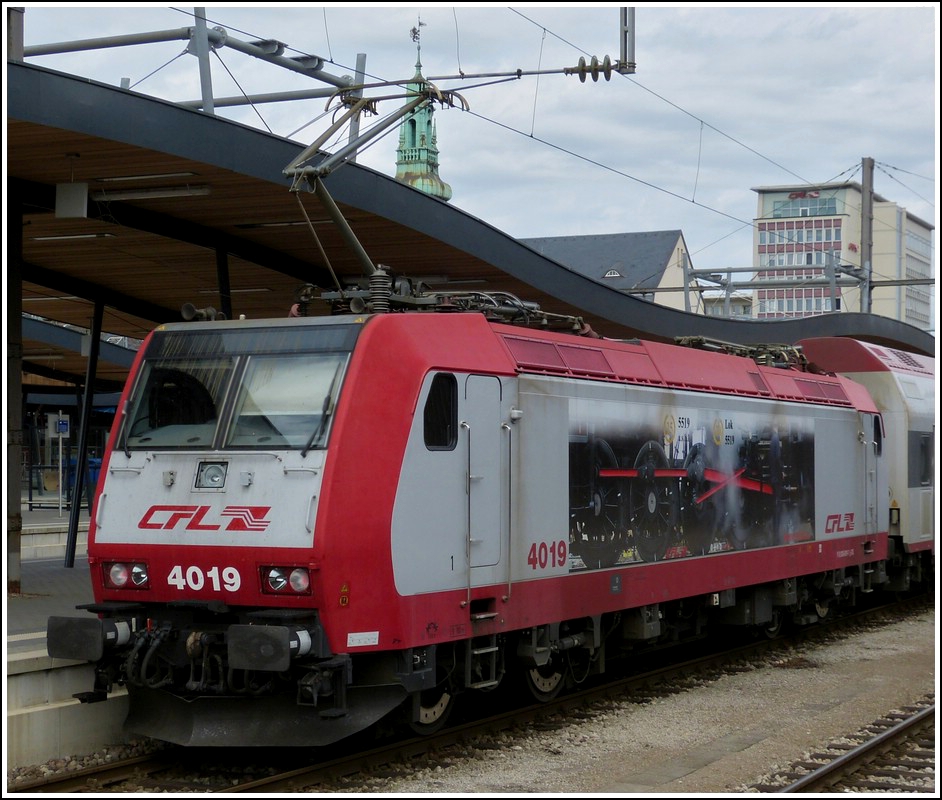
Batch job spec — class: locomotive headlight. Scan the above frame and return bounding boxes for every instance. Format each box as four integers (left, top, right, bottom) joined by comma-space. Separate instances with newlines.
289, 568, 310, 592
109, 563, 129, 587
130, 563, 149, 586
266, 567, 288, 592
262, 566, 312, 594
105, 562, 149, 589
196, 461, 228, 489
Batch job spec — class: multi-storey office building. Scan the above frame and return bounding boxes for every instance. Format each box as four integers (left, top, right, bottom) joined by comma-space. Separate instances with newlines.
751, 182, 934, 331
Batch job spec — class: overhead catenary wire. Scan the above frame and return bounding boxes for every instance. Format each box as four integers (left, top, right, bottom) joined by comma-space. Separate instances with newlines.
875, 162, 934, 210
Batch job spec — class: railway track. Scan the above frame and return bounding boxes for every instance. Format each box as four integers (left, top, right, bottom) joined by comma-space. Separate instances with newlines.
7, 596, 932, 793
5, 754, 175, 794
750, 697, 935, 793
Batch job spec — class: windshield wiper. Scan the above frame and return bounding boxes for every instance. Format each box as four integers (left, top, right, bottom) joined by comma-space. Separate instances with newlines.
302, 365, 341, 457
121, 400, 131, 458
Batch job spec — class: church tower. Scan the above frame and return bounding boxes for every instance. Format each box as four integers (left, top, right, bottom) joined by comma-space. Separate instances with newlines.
394, 30, 452, 201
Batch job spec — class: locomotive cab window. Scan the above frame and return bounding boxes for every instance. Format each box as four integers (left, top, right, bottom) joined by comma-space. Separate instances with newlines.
226, 354, 347, 450
120, 323, 359, 451
126, 361, 231, 448
424, 373, 457, 450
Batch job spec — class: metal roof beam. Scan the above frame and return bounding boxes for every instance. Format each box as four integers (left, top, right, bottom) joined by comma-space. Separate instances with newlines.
23, 316, 138, 367
21, 359, 123, 392
15, 178, 336, 289
24, 262, 176, 324
22, 25, 351, 87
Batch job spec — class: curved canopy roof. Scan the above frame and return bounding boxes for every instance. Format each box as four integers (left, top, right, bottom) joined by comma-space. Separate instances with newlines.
7, 62, 933, 392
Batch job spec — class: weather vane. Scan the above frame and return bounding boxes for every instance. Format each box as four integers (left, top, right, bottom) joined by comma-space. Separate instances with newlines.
410, 17, 426, 43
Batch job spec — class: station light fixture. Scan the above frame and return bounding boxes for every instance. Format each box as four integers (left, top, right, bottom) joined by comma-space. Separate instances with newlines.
90, 185, 211, 201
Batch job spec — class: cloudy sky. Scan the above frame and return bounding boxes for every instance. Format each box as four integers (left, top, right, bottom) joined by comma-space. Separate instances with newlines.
9, 3, 939, 274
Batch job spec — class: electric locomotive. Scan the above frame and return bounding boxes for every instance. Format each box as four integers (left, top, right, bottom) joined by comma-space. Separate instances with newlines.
47, 281, 933, 748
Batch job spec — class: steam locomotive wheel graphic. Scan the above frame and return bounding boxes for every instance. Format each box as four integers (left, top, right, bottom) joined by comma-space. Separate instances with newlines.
630, 440, 678, 562
681, 442, 716, 556
572, 437, 625, 569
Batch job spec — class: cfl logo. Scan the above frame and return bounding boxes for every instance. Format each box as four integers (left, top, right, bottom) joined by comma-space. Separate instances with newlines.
824, 512, 855, 533
138, 505, 271, 531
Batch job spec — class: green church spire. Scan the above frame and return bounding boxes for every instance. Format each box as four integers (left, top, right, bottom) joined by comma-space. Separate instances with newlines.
395, 22, 452, 201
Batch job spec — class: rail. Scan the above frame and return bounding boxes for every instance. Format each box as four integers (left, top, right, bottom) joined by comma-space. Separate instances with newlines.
778, 703, 935, 793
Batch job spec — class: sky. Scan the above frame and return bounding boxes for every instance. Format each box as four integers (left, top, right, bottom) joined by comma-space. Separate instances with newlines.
6, 3, 939, 275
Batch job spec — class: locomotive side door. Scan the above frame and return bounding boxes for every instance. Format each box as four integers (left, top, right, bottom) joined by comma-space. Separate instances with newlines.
462, 375, 504, 569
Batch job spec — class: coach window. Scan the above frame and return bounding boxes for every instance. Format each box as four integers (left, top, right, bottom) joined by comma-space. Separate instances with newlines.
915, 432, 932, 487
424, 373, 457, 450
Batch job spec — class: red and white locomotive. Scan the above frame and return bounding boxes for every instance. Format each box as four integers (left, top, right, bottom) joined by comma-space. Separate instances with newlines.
48, 283, 935, 747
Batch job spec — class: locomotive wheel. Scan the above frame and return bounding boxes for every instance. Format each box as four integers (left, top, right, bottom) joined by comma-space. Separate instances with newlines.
763, 609, 784, 639
578, 438, 624, 569
630, 441, 676, 562
681, 443, 715, 556
408, 672, 456, 736
523, 659, 565, 703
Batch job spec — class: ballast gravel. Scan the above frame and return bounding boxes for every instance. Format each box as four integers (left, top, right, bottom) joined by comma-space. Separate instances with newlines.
335, 609, 937, 795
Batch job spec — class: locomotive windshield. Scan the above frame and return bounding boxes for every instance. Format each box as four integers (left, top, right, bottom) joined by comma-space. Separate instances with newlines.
122, 323, 359, 451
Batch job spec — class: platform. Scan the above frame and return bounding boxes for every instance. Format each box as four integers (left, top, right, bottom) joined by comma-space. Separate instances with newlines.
6, 502, 94, 656
5, 503, 133, 770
